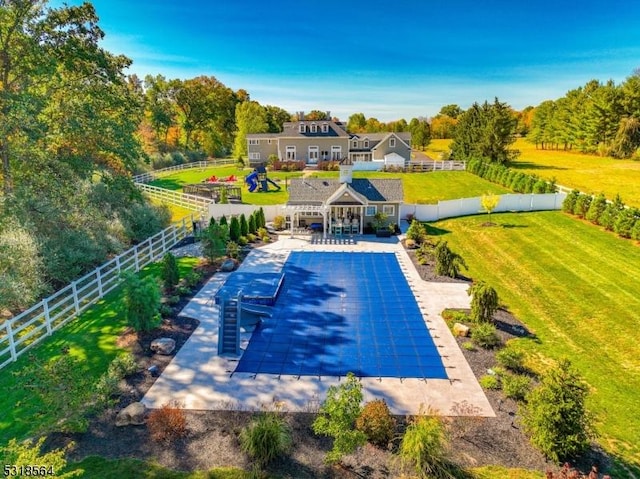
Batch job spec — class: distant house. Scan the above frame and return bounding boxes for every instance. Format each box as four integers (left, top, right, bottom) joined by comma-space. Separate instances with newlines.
246, 111, 411, 170
283, 158, 403, 237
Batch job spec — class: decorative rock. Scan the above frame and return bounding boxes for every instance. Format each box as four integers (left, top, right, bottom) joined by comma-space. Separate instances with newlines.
147, 364, 159, 376
452, 322, 470, 337
115, 402, 146, 427
220, 259, 236, 272
150, 337, 176, 355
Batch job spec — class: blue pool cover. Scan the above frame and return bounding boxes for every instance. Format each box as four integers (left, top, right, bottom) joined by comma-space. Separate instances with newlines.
234, 252, 448, 379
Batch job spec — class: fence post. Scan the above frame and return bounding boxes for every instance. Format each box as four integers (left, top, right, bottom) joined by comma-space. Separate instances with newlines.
96, 267, 104, 297
43, 299, 52, 336
72, 281, 80, 314
6, 322, 17, 362
134, 246, 140, 272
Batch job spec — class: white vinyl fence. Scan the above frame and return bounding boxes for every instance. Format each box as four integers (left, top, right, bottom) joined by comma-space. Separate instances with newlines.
0, 217, 195, 371
133, 158, 236, 184
401, 193, 567, 222
137, 183, 213, 212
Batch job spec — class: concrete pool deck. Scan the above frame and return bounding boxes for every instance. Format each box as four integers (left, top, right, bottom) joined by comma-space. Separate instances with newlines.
142, 235, 495, 417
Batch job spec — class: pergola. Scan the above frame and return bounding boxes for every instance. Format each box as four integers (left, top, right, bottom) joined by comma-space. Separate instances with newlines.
281, 204, 329, 238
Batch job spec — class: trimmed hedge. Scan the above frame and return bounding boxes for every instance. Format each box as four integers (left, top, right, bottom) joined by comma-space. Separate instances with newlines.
466, 158, 557, 194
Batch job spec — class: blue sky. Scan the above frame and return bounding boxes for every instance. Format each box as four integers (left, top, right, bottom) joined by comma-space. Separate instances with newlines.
53, 0, 640, 121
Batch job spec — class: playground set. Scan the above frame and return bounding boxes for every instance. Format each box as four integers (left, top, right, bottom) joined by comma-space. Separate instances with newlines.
245, 164, 281, 193
183, 174, 242, 203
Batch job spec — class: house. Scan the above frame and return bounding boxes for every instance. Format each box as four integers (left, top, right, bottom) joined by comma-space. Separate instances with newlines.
282, 158, 403, 237
246, 111, 411, 170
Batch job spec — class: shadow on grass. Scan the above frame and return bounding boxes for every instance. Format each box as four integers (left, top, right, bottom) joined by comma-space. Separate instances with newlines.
511, 161, 569, 171
500, 223, 529, 229
149, 178, 184, 191
425, 224, 451, 237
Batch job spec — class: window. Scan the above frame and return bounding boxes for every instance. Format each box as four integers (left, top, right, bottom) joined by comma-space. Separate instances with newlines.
331, 146, 342, 160
321, 150, 329, 160
267, 139, 272, 144
321, 123, 329, 133
249, 139, 259, 145
363, 139, 369, 148
383, 205, 395, 216
389, 137, 396, 147
249, 152, 261, 160
365, 206, 377, 216
299, 123, 306, 133
285, 146, 296, 160
352, 140, 358, 148
310, 123, 317, 133
308, 146, 319, 162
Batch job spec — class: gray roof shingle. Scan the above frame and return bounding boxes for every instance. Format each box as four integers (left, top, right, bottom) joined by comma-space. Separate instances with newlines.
287, 178, 403, 204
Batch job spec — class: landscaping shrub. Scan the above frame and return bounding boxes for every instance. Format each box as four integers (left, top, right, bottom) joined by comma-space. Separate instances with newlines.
632, 219, 640, 241
182, 270, 203, 289
468, 281, 499, 323
461, 341, 476, 351
257, 227, 268, 238
219, 215, 228, 226
573, 193, 592, 219
406, 219, 428, 244
248, 214, 257, 235
434, 241, 467, 278
147, 402, 188, 443
355, 399, 396, 448
226, 241, 240, 259
161, 252, 180, 291
312, 372, 366, 463
237, 235, 248, 246
257, 207, 266, 229
273, 215, 286, 230
247, 233, 257, 243
239, 412, 292, 467
398, 413, 453, 479
120, 202, 171, 244
501, 373, 531, 401
229, 216, 241, 242
441, 308, 470, 324
520, 358, 595, 462
0, 437, 79, 478
108, 352, 138, 378
121, 271, 161, 332
614, 207, 639, 238
415, 241, 435, 265
94, 372, 120, 406
471, 322, 501, 349
562, 189, 580, 214
586, 193, 607, 224
496, 347, 526, 373
202, 223, 229, 262
239, 213, 249, 237
479, 374, 501, 390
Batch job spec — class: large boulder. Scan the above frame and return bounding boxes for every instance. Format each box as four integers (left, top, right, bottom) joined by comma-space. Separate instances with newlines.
115, 402, 146, 427
220, 259, 236, 272
452, 322, 470, 337
151, 337, 176, 355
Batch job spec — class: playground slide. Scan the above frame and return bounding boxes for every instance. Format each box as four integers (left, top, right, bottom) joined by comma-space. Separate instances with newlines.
245, 172, 258, 192
265, 178, 281, 191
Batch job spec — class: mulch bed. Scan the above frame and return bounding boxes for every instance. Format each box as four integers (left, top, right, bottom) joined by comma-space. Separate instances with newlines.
51, 237, 609, 477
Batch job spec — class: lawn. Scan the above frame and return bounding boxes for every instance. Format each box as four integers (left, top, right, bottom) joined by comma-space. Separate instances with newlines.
0, 257, 199, 444
65, 457, 248, 478
148, 196, 198, 222
432, 211, 640, 475
150, 166, 509, 205
423, 138, 640, 207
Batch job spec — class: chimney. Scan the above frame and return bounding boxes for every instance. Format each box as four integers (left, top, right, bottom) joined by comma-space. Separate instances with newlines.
325, 111, 331, 120
339, 157, 353, 184
297, 111, 305, 121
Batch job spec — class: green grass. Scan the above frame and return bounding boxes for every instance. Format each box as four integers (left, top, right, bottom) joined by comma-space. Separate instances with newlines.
148, 197, 198, 222
470, 465, 544, 479
0, 257, 199, 445
151, 166, 508, 205
431, 211, 640, 474
425, 138, 640, 207
65, 457, 249, 478
511, 139, 640, 207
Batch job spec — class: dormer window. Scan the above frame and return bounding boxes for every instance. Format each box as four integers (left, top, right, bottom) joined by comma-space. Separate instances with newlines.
389, 137, 396, 147
352, 140, 358, 148
321, 123, 329, 133
310, 123, 317, 133
363, 139, 369, 148
299, 123, 306, 133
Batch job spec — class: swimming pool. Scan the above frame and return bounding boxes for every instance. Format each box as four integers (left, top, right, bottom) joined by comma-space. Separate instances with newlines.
234, 251, 447, 379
